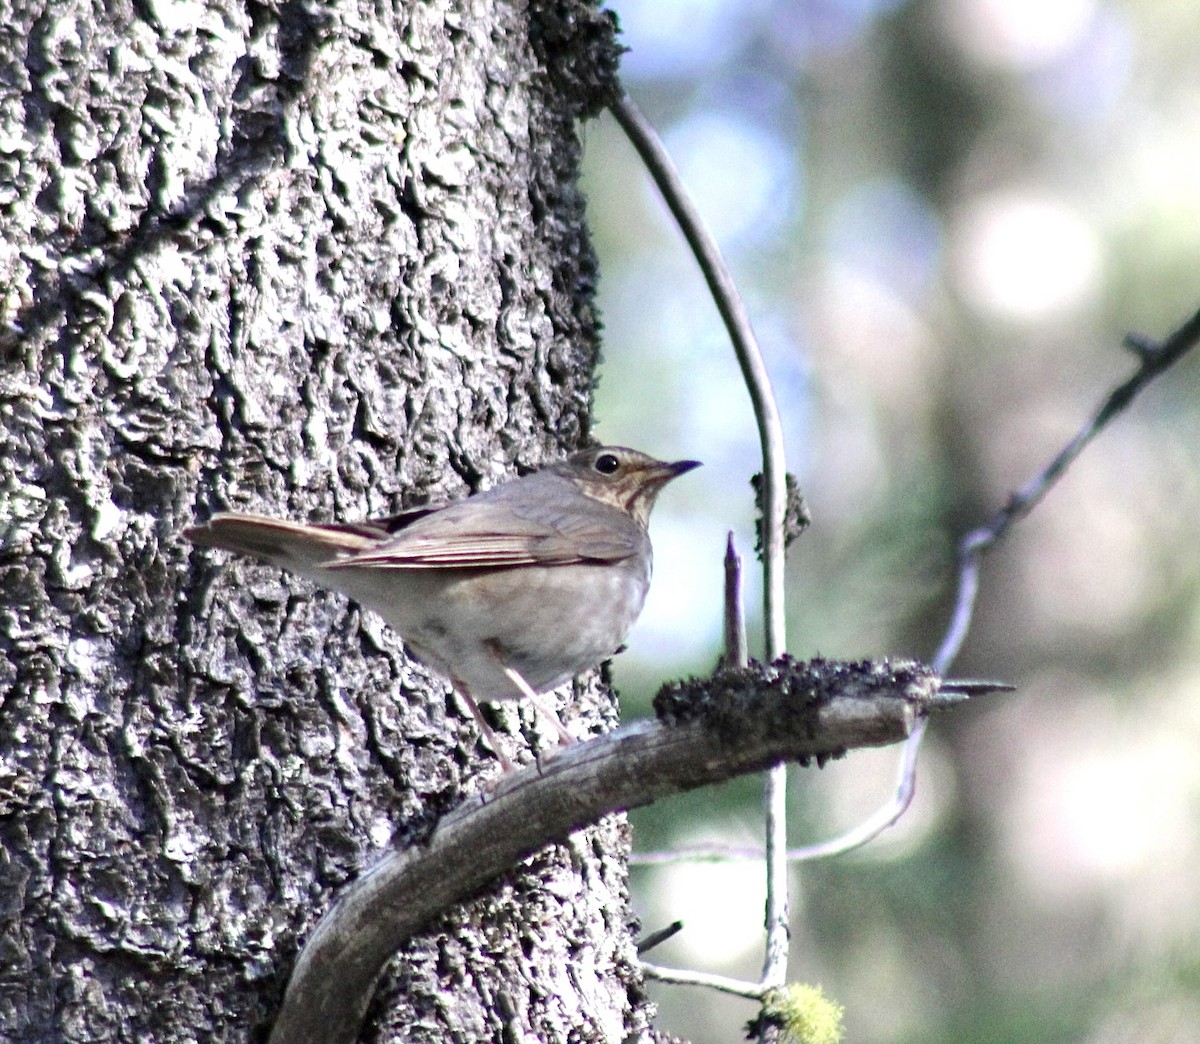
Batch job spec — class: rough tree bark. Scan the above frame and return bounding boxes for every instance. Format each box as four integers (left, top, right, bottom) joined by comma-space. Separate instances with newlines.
0, 0, 656, 1039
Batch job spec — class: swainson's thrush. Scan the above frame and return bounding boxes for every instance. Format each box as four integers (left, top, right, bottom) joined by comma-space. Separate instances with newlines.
185, 446, 699, 765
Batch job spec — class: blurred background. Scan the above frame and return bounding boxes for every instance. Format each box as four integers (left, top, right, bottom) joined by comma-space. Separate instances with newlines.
580, 0, 1200, 1040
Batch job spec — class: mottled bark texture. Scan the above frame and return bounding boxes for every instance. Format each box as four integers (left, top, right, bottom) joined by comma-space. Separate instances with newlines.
0, 0, 659, 1040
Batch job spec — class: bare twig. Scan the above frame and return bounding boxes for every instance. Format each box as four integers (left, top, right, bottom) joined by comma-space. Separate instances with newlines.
784, 715, 929, 861
791, 306, 1200, 863
608, 90, 793, 1008
609, 95, 788, 653
630, 842, 759, 866
636, 921, 684, 954
759, 771, 789, 999
642, 961, 767, 1000
936, 306, 1200, 670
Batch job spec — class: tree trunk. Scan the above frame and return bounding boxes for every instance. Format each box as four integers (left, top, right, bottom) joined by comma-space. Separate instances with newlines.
1, 0, 658, 1039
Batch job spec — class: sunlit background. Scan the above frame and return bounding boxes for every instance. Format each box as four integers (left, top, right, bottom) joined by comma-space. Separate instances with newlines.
581, 0, 1200, 1040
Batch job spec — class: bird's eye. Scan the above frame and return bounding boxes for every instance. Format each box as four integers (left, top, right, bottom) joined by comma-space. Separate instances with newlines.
594, 453, 621, 475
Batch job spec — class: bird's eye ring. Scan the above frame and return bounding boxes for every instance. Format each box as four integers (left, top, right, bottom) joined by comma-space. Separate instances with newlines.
594, 453, 620, 475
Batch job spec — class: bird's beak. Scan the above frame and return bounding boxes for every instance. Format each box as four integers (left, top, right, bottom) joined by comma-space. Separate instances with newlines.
666, 459, 702, 478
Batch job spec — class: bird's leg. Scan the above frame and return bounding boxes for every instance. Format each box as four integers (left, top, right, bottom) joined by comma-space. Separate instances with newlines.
484, 641, 575, 748
526, 689, 576, 748
450, 679, 514, 773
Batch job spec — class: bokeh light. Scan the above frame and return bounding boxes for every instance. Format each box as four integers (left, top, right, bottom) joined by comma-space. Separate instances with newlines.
953, 193, 1102, 318
942, 0, 1097, 68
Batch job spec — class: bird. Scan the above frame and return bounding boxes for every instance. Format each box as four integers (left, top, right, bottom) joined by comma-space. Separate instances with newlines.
185, 446, 700, 768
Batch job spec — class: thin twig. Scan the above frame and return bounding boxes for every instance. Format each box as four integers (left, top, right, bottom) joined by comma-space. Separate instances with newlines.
631, 843, 761, 866
610, 92, 793, 1005
636, 921, 684, 954
609, 94, 788, 653
783, 716, 928, 861
759, 773, 789, 995
642, 962, 767, 1000
790, 305, 1200, 862
936, 304, 1200, 670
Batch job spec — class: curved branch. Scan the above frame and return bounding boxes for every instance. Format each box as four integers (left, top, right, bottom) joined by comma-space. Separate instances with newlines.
269, 658, 976, 1044
608, 93, 788, 655
608, 90, 795, 1001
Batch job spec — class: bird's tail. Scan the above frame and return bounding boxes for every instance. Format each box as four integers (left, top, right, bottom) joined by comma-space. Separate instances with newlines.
184, 513, 380, 570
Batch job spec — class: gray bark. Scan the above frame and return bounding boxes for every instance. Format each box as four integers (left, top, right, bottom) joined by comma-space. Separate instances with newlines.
0, 0, 654, 1039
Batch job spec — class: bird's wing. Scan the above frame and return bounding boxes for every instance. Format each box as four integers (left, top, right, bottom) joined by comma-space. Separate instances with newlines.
330, 496, 641, 570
